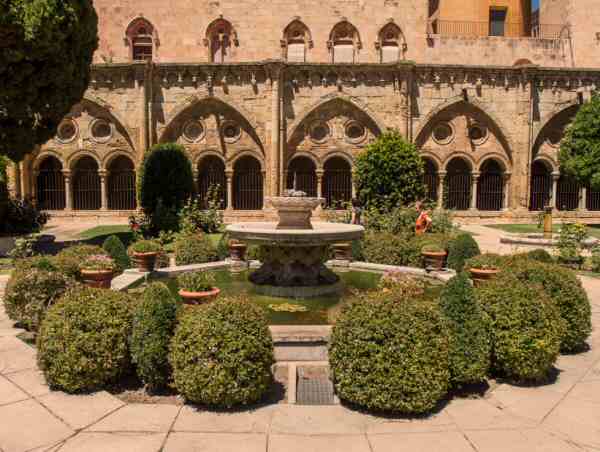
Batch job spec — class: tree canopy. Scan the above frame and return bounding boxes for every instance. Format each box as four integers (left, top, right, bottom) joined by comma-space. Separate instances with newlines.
354, 130, 426, 209
0, 0, 98, 162
559, 94, 600, 190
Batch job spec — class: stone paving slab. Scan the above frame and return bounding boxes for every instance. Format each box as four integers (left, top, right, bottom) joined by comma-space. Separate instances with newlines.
0, 345, 37, 374
163, 432, 267, 452
365, 409, 456, 434
368, 431, 475, 452
269, 433, 371, 452
0, 399, 73, 452
5, 369, 51, 397
0, 375, 29, 406
57, 432, 166, 452
38, 390, 125, 430
444, 398, 538, 431
269, 405, 368, 435
542, 396, 600, 449
173, 405, 275, 433
87, 404, 180, 433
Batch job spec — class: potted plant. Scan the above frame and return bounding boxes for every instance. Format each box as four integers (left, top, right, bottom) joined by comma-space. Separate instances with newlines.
466, 253, 504, 286
79, 254, 116, 289
129, 240, 162, 272
228, 239, 247, 262
332, 242, 352, 261
421, 244, 447, 271
177, 272, 220, 305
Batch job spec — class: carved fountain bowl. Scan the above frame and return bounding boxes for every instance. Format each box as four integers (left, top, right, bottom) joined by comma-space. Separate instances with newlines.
267, 196, 325, 230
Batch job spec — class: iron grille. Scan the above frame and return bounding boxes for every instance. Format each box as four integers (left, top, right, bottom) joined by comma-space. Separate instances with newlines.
36, 157, 65, 210
477, 161, 504, 211
423, 160, 438, 203
198, 156, 227, 209
587, 186, 600, 211
233, 156, 263, 210
444, 159, 471, 211
287, 157, 317, 197
108, 156, 136, 210
323, 157, 352, 209
73, 157, 101, 211
556, 176, 580, 211
529, 162, 551, 211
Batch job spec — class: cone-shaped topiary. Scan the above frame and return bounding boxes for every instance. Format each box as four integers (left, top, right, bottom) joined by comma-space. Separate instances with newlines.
501, 260, 591, 353
37, 286, 135, 393
169, 296, 274, 407
130, 283, 179, 391
102, 235, 131, 272
330, 291, 450, 414
439, 272, 491, 386
475, 275, 564, 382
447, 233, 480, 272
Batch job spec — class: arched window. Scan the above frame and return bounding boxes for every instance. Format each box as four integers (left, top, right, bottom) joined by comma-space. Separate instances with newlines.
329, 21, 361, 63
72, 156, 101, 211
108, 156, 136, 210
36, 156, 65, 211
126, 18, 156, 62
529, 160, 552, 211
205, 18, 237, 63
423, 159, 438, 203
556, 174, 580, 211
323, 157, 352, 209
377, 22, 405, 63
198, 156, 226, 209
477, 160, 505, 211
233, 156, 263, 210
287, 156, 317, 197
444, 158, 471, 211
282, 20, 312, 62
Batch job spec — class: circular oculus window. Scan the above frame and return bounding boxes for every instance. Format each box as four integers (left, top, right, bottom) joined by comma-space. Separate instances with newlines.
432, 123, 453, 145
90, 119, 113, 142
309, 122, 330, 143
56, 120, 78, 143
221, 122, 241, 142
345, 121, 366, 143
183, 120, 205, 143
468, 124, 488, 144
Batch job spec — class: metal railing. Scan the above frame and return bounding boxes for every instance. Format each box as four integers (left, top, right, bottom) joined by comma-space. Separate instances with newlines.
429, 20, 569, 40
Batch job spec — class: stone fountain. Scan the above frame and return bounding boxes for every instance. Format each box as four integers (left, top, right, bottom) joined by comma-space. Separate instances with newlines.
226, 190, 364, 297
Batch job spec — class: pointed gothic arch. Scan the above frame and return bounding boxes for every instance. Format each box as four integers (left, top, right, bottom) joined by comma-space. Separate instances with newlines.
282, 19, 312, 62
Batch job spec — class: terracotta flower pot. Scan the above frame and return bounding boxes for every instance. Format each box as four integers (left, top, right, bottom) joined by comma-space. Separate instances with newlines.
178, 287, 221, 305
469, 267, 500, 286
332, 243, 352, 261
132, 251, 159, 272
422, 250, 447, 271
228, 243, 247, 261
80, 269, 114, 289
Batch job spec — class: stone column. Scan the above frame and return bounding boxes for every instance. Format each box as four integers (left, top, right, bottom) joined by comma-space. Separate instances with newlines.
268, 63, 283, 197
12, 162, 22, 199
503, 173, 512, 210
436, 171, 446, 209
99, 170, 108, 211
225, 170, 233, 210
470, 172, 480, 210
192, 170, 199, 195
262, 170, 267, 209
551, 172, 560, 210
19, 161, 27, 200
32, 170, 39, 207
316, 170, 324, 198
63, 170, 73, 210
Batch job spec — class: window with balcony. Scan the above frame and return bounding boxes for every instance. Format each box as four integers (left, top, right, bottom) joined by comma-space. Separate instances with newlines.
489, 8, 507, 37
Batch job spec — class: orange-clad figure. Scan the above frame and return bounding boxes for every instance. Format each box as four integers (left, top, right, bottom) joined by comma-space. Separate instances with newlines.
415, 201, 432, 235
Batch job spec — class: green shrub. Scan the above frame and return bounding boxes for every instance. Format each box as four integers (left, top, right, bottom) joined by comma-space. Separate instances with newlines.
138, 142, 194, 218
4, 269, 74, 332
13, 255, 56, 273
177, 272, 216, 292
361, 232, 426, 267
102, 235, 131, 272
354, 131, 426, 209
523, 249, 554, 264
465, 253, 505, 270
330, 292, 450, 413
475, 275, 564, 381
174, 233, 217, 265
129, 239, 162, 254
440, 273, 491, 386
130, 283, 179, 391
37, 287, 135, 393
169, 296, 274, 407
502, 260, 591, 353
54, 244, 105, 279
447, 233, 480, 271
216, 233, 230, 260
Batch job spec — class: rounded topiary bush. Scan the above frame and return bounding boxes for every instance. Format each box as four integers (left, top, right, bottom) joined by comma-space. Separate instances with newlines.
130, 283, 179, 391
54, 244, 105, 279
174, 233, 217, 266
329, 292, 450, 414
361, 232, 426, 267
523, 249, 554, 264
102, 235, 131, 272
475, 275, 564, 382
4, 268, 74, 332
37, 287, 135, 393
169, 296, 274, 407
447, 233, 480, 272
502, 260, 591, 353
439, 273, 491, 386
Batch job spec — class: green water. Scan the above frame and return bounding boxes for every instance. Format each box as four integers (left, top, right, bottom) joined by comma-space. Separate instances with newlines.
131, 269, 441, 325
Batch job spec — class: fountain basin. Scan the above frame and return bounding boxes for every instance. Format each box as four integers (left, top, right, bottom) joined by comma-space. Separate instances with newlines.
268, 196, 324, 230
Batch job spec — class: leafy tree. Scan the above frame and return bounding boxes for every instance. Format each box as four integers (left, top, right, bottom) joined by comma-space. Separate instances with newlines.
559, 94, 600, 189
138, 143, 194, 217
0, 0, 98, 162
354, 130, 426, 209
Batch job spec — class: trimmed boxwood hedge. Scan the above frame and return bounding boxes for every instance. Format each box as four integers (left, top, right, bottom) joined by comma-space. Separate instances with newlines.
53, 244, 106, 279
502, 260, 591, 353
329, 292, 450, 413
439, 273, 491, 386
169, 296, 274, 407
174, 233, 218, 266
102, 235, 131, 272
475, 275, 564, 381
447, 233, 480, 272
130, 283, 179, 391
37, 286, 135, 393
361, 232, 427, 267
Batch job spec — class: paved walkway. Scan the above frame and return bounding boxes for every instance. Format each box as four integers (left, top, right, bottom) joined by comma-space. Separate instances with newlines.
42, 217, 128, 243
0, 229, 599, 451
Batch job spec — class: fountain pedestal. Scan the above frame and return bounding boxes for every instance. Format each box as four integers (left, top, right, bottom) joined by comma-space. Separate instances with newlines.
226, 194, 364, 297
